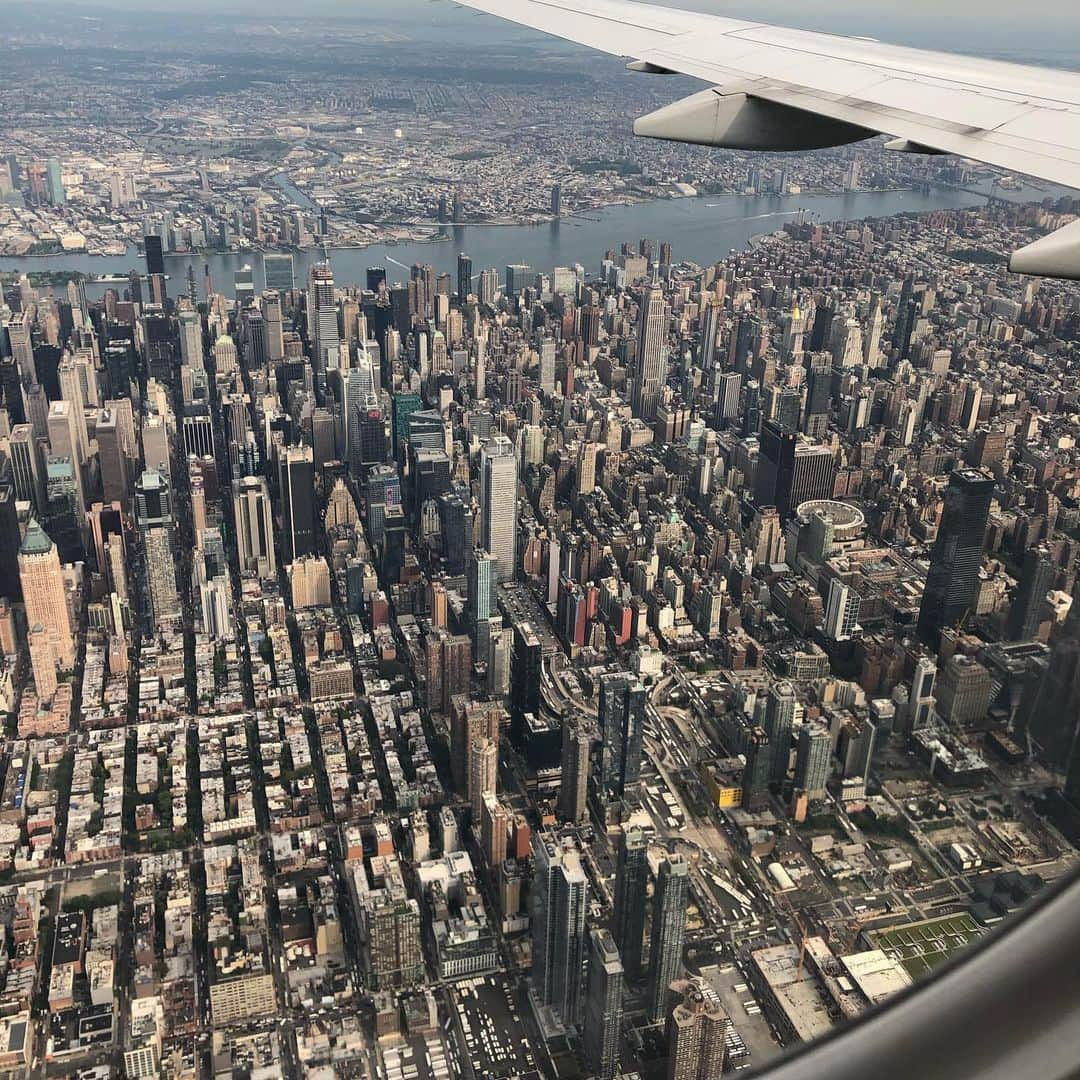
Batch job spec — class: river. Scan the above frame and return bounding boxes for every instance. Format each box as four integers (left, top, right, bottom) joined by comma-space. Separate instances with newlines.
0, 181, 1057, 293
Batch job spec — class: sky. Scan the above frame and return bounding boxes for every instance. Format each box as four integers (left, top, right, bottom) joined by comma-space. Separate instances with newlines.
29, 0, 1080, 59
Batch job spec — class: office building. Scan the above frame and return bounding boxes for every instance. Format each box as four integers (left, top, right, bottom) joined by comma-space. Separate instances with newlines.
631, 281, 670, 422
935, 655, 992, 725
916, 469, 994, 647
233, 476, 276, 579
179, 309, 202, 368
468, 547, 496, 640
307, 262, 340, 371
487, 625, 511, 699
263, 253, 295, 292
0, 487, 20, 601
647, 854, 689, 1024
1025, 587, 1080, 767
537, 336, 556, 396
10, 424, 46, 513
45, 158, 65, 205
505, 264, 532, 299
19, 520, 75, 696
480, 435, 517, 583
47, 400, 85, 508
279, 444, 316, 564
755, 421, 835, 518
424, 629, 471, 715
1007, 545, 1054, 641
366, 465, 402, 548
144, 234, 165, 277
450, 698, 503, 797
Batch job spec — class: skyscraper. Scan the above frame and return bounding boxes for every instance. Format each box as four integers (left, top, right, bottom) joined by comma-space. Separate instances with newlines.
764, 682, 798, 784
598, 674, 647, 801
467, 547, 496, 642
263, 253, 295, 292
45, 158, 65, 205
135, 470, 181, 630
480, 435, 518, 583
307, 262, 340, 371
449, 698, 503, 798
480, 626, 507, 700
631, 281, 670, 422
666, 983, 728, 1080
366, 465, 402, 549
505, 264, 532, 299
179, 309, 202, 368
824, 578, 861, 642
468, 737, 498, 821
457, 253, 472, 302
510, 622, 542, 721
755, 421, 835, 518
233, 476, 276, 579
478, 267, 499, 306
583, 930, 624, 1080
714, 371, 743, 429
612, 824, 648, 981
647, 854, 689, 1024
19, 520, 75, 697
794, 724, 832, 799
741, 727, 774, 810
0, 486, 21, 601
532, 833, 588, 1027
916, 469, 994, 647
423, 629, 471, 715
279, 445, 316, 564
558, 720, 591, 824
537, 336, 556, 397
10, 424, 46, 513
1007, 545, 1055, 642
47, 400, 85, 509
97, 409, 132, 507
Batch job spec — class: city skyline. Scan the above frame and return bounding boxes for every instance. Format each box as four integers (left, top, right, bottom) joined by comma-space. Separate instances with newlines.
0, 4, 1078, 1077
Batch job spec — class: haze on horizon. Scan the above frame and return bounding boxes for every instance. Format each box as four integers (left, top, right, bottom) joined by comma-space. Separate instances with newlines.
16, 0, 1080, 59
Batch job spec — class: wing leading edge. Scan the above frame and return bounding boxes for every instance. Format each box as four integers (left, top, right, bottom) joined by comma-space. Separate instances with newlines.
452, 0, 1080, 278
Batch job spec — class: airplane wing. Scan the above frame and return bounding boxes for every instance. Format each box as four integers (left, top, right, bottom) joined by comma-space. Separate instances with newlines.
452, 0, 1080, 278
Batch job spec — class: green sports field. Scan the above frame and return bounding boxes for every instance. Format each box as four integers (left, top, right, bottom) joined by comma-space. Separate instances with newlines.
869, 914, 984, 978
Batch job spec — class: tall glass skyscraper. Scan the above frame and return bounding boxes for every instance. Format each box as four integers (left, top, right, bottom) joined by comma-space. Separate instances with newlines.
916, 469, 994, 647
612, 824, 648, 980
532, 833, 588, 1027
583, 930, 624, 1079
647, 853, 689, 1024
598, 673, 647, 802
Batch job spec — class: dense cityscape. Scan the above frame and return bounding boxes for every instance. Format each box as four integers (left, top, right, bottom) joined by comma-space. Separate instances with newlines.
1, 3, 1080, 1080
0, 4, 992, 260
